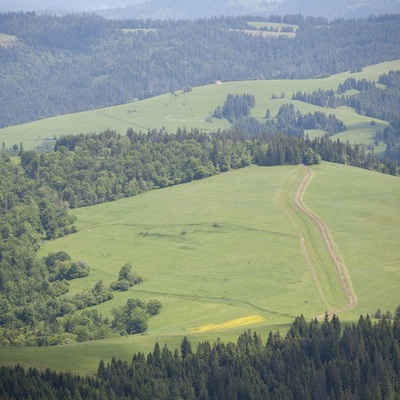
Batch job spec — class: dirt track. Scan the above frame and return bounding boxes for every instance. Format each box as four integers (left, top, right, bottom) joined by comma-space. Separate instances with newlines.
295, 165, 357, 317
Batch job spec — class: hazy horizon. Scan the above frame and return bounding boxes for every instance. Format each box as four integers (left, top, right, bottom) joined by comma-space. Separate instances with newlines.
0, 0, 399, 19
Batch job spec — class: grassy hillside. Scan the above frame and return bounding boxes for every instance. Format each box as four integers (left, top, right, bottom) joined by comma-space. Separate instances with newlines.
1, 60, 399, 151
305, 163, 400, 320
0, 162, 399, 374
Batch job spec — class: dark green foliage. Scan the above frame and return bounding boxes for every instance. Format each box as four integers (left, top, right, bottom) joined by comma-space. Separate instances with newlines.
0, 121, 397, 347
45, 128, 254, 207
45, 252, 89, 281
213, 93, 256, 121
111, 298, 161, 335
0, 150, 158, 345
2, 311, 400, 399
146, 299, 162, 316
292, 71, 400, 165
102, 311, 398, 400
1, 13, 400, 128
68, 281, 113, 311
299, 111, 346, 134
110, 263, 143, 292
38, 127, 398, 214
62, 309, 113, 342
231, 103, 345, 137
339, 78, 400, 127
293, 74, 400, 127
0, 154, 83, 345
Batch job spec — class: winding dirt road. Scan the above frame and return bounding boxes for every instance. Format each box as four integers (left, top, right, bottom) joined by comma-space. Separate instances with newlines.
295, 165, 357, 318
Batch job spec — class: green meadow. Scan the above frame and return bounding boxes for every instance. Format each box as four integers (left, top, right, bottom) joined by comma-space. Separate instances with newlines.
305, 163, 400, 320
0, 60, 399, 151
1, 162, 399, 374
0, 33, 17, 46
247, 22, 299, 31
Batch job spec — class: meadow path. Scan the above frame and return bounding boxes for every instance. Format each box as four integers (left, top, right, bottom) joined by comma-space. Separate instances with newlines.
296, 165, 357, 317
279, 165, 357, 318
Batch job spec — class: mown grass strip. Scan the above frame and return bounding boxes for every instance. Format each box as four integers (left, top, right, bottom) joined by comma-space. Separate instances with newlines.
276, 165, 350, 314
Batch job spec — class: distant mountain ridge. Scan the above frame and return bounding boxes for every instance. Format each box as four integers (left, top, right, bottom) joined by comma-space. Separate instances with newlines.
1, 0, 400, 19
276, 0, 400, 19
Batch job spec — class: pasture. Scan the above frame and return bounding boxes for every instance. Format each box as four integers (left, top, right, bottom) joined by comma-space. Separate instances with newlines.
1, 162, 399, 374
0, 60, 399, 151
0, 33, 17, 47
244, 22, 298, 37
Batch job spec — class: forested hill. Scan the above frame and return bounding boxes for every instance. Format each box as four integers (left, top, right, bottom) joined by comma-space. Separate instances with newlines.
99, 0, 400, 19
3, 0, 400, 19
0, 13, 399, 128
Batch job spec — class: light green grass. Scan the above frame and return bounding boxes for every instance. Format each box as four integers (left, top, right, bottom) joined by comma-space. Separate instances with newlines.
0, 33, 17, 46
1, 60, 399, 151
39, 166, 321, 322
276, 167, 349, 312
304, 163, 400, 321
2, 165, 316, 374
247, 22, 299, 31
1, 162, 400, 374
122, 28, 158, 34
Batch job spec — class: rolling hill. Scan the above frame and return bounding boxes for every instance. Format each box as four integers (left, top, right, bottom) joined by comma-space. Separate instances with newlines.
0, 161, 399, 374
7, 0, 398, 19
1, 60, 399, 153
100, 0, 400, 20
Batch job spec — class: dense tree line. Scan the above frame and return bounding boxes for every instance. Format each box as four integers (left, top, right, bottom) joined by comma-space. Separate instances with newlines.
35, 128, 254, 208
0, 12, 399, 128
20, 126, 396, 212
231, 103, 345, 137
382, 127, 400, 165
339, 77, 400, 127
1, 310, 400, 399
292, 78, 378, 108
292, 70, 400, 163
292, 73, 400, 125
293, 88, 337, 108
253, 133, 397, 174
0, 152, 160, 345
299, 111, 346, 134
337, 77, 377, 94
213, 93, 256, 121
0, 125, 397, 346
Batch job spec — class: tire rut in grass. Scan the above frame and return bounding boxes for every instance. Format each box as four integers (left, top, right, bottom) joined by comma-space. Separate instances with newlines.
277, 165, 356, 318
295, 165, 356, 318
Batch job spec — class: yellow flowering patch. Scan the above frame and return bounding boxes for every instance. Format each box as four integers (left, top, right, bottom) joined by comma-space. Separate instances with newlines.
188, 315, 265, 333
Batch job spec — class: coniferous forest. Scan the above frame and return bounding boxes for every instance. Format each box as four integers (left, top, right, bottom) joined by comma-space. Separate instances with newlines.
0, 13, 400, 128
1, 9, 400, 399
1, 311, 400, 399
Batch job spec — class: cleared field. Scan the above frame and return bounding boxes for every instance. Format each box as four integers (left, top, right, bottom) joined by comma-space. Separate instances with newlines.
122, 28, 158, 34
247, 21, 299, 31
1, 162, 399, 374
229, 28, 296, 38
1, 60, 399, 151
0, 33, 17, 47
304, 162, 400, 322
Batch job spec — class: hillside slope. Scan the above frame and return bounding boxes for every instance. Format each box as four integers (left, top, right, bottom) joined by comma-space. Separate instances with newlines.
1, 13, 399, 129
1, 60, 398, 151
16, 0, 397, 20
0, 162, 398, 374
